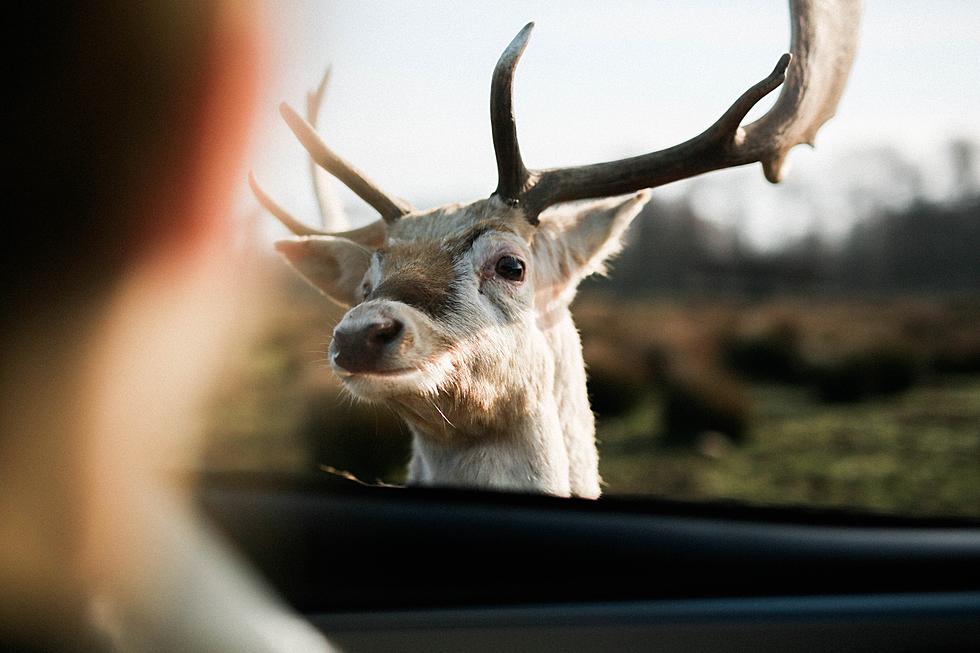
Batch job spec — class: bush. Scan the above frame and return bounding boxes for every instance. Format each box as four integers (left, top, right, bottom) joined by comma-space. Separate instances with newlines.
722, 321, 805, 384
933, 332, 980, 374
582, 336, 653, 418
814, 344, 923, 404
658, 367, 752, 446
300, 390, 412, 482
587, 368, 648, 418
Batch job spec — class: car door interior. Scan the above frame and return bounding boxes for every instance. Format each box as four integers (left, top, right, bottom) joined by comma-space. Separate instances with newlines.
199, 473, 980, 652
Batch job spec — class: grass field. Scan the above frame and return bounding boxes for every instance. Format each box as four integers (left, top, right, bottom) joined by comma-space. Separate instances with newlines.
598, 377, 980, 517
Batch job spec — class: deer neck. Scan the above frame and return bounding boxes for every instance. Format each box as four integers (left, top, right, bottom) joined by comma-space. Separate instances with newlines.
539, 305, 601, 498
399, 305, 599, 499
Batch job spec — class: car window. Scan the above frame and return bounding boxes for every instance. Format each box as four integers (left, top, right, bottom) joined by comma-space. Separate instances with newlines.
201, 2, 980, 520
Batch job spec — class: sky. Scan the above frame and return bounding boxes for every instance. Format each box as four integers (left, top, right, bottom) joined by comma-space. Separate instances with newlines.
243, 1, 980, 248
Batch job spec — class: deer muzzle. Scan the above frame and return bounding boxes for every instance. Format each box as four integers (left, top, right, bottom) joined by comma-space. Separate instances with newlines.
330, 307, 408, 375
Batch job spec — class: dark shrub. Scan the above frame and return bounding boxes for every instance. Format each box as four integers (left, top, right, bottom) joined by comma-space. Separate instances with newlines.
582, 336, 652, 418
659, 367, 752, 446
301, 391, 411, 482
587, 368, 648, 418
934, 332, 980, 374
814, 343, 923, 403
872, 345, 923, 394
814, 357, 874, 403
722, 321, 805, 383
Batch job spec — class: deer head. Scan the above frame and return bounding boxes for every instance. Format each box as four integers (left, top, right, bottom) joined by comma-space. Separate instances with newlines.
251, 1, 861, 497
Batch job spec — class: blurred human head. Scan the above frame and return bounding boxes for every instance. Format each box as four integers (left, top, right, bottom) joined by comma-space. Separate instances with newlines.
1, 3, 330, 651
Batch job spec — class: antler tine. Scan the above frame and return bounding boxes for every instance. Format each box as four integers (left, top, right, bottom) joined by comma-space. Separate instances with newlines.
248, 171, 387, 248
743, 0, 862, 182
305, 66, 347, 229
306, 65, 332, 122
502, 0, 860, 221
279, 103, 413, 225
491, 22, 534, 205
248, 170, 327, 237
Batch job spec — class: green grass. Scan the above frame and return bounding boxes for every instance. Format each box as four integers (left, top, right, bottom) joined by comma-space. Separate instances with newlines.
598, 377, 980, 518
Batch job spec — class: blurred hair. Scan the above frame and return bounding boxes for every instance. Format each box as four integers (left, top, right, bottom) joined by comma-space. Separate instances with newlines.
4, 2, 217, 328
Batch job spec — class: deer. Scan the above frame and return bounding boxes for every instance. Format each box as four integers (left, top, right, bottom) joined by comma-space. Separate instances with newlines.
250, 0, 861, 498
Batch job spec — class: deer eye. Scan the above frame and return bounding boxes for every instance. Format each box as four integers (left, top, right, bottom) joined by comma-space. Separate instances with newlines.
494, 255, 525, 282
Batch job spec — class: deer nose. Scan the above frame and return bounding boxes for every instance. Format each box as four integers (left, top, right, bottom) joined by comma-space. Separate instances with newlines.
330, 317, 405, 374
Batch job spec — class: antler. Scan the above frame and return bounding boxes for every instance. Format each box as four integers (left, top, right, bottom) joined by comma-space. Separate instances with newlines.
492, 0, 862, 222
491, 22, 534, 204
248, 171, 386, 248
279, 104, 412, 224
305, 66, 348, 230
249, 69, 411, 245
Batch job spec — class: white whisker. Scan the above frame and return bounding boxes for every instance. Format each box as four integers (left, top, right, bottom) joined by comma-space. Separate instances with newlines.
428, 397, 456, 429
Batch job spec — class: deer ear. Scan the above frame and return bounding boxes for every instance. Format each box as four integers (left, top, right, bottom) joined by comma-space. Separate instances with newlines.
274, 236, 372, 307
532, 191, 650, 297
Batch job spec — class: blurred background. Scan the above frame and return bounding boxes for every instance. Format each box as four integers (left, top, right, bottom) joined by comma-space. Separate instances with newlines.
205, 1, 980, 517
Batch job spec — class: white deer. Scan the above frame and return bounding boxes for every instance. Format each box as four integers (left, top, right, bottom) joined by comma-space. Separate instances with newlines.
251, 1, 861, 498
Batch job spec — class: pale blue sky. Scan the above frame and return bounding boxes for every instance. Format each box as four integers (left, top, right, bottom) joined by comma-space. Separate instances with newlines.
245, 1, 980, 247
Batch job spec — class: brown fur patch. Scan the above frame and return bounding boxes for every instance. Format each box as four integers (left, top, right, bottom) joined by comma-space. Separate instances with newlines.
373, 242, 462, 318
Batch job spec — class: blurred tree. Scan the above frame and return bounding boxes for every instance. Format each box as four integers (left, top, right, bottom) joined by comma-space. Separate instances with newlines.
950, 139, 978, 200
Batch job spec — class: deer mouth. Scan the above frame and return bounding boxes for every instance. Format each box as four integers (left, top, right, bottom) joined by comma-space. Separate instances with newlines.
332, 365, 419, 379
333, 364, 430, 401
331, 349, 456, 400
